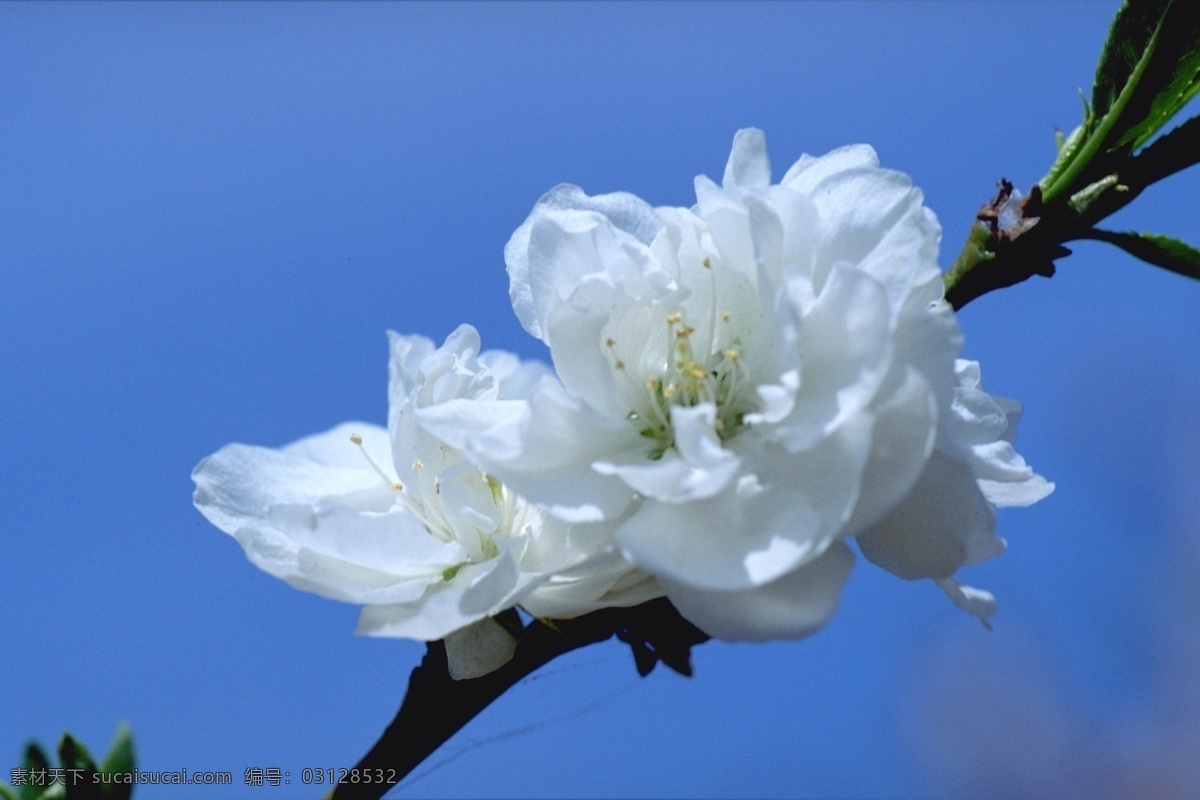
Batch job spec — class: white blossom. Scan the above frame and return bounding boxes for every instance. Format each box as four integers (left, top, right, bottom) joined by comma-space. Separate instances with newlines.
193, 325, 657, 677
421, 129, 1052, 641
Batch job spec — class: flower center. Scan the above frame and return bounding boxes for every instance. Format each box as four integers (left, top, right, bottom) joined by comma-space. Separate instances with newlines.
348, 433, 532, 562
605, 257, 755, 455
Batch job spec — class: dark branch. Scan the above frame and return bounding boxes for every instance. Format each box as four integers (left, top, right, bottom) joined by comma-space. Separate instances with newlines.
329, 598, 708, 800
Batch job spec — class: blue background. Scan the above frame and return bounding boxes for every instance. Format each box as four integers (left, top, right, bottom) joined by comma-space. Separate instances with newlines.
4, 2, 1200, 798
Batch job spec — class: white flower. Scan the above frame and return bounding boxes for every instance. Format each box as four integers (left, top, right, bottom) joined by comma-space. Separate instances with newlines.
193, 325, 657, 677
421, 129, 1052, 641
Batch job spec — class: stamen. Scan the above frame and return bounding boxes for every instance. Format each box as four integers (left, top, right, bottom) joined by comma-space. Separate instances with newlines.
349, 433, 398, 488
666, 312, 682, 325
721, 311, 731, 323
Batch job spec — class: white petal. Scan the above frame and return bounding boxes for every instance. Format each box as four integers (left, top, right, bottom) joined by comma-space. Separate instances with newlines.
280, 421, 394, 472
979, 474, 1055, 508
857, 450, 1001, 581
521, 547, 662, 620
780, 144, 880, 192
771, 265, 892, 452
192, 425, 466, 604
356, 539, 529, 641
855, 203, 943, 312
723, 128, 771, 190
506, 184, 662, 339
842, 366, 937, 536
934, 578, 997, 629
234, 522, 441, 605
443, 618, 520, 680
809, 166, 922, 263
544, 284, 628, 417
478, 350, 555, 400
596, 405, 740, 502
417, 379, 641, 523
616, 417, 872, 590
384, 333, 437, 402
662, 542, 855, 641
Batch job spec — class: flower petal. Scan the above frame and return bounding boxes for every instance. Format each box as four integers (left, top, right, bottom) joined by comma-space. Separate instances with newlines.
192, 424, 465, 604
615, 415, 872, 590
934, 577, 997, 629
594, 404, 740, 502
417, 378, 642, 523
856, 450, 1001, 581
662, 542, 855, 641
723, 128, 771, 191
443, 618, 520, 680
356, 538, 529, 641
842, 365, 937, 536
506, 184, 663, 339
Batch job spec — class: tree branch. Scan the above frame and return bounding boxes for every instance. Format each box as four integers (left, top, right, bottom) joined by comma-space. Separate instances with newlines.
329, 598, 708, 800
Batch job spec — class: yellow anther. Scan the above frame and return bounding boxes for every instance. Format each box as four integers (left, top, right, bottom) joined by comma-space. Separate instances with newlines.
663, 384, 678, 398
714, 419, 725, 432
349, 433, 363, 445
690, 366, 707, 380
646, 376, 661, 390
605, 337, 615, 348
392, 482, 404, 491
702, 257, 712, 269
614, 359, 625, 369
721, 311, 731, 323
724, 349, 740, 363
412, 459, 424, 470
666, 312, 683, 325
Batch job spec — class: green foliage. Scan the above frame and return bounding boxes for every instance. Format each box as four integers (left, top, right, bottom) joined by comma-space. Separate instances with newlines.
1, 727, 134, 800
1042, 0, 1200, 202
946, 1, 1200, 307
1090, 230, 1200, 281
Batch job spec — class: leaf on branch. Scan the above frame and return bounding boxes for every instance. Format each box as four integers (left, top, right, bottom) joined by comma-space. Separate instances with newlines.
3, 728, 135, 800
1098, 0, 1200, 153
97, 725, 135, 800
57, 735, 97, 778
1042, 0, 1200, 200
1091, 229, 1200, 281
1126, 112, 1200, 188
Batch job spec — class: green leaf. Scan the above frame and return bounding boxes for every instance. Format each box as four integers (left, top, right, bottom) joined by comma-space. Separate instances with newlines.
1091, 229, 1200, 281
1043, 122, 1086, 191
57, 734, 103, 800
19, 745, 51, 800
97, 725, 135, 800
1042, 0, 1200, 201
2, 783, 19, 800
1091, 0, 1172, 125
56, 736, 96, 777
1104, 0, 1200, 152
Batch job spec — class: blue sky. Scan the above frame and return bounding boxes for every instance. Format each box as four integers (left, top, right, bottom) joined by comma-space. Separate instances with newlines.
4, 2, 1200, 798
